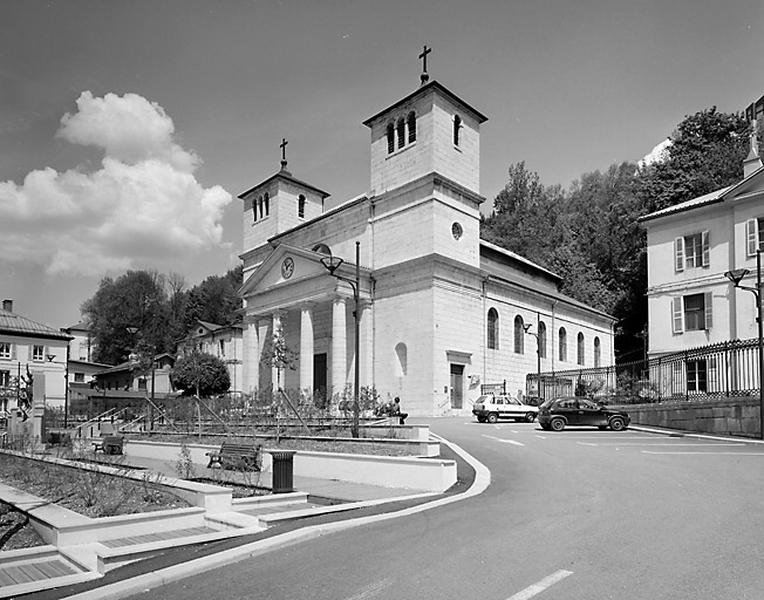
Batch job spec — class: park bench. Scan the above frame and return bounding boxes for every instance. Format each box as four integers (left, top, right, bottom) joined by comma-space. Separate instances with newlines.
206, 442, 262, 471
92, 435, 124, 455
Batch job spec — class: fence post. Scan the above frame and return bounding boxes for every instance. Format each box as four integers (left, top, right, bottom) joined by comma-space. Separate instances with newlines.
724, 341, 729, 398
684, 351, 689, 402
657, 356, 662, 401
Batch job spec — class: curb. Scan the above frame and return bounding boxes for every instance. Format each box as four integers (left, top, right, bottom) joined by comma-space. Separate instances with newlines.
61, 434, 491, 600
629, 425, 764, 445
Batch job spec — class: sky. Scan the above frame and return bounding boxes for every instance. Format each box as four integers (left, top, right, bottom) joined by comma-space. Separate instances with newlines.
1, 0, 763, 329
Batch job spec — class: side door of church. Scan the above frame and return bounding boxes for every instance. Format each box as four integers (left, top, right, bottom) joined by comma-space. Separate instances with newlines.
450, 364, 464, 409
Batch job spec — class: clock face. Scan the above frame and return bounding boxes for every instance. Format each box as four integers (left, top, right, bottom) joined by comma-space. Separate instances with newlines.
281, 257, 294, 279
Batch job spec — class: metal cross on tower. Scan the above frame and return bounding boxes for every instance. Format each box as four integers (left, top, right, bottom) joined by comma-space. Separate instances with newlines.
280, 137, 289, 170
419, 44, 431, 85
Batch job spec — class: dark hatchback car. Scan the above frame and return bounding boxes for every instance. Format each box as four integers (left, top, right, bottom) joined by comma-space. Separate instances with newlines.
538, 397, 630, 432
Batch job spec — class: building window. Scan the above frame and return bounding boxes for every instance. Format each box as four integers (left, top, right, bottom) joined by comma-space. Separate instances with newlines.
674, 231, 709, 271
0, 343, 10, 359
386, 123, 395, 154
298, 194, 306, 219
514, 315, 524, 354
558, 327, 567, 362
0, 370, 9, 387
264, 192, 270, 216
745, 217, 764, 256
453, 115, 462, 146
138, 378, 147, 391
673, 293, 712, 333
219, 340, 225, 357
32, 345, 44, 362
538, 321, 547, 358
74, 372, 85, 383
487, 308, 499, 350
687, 359, 708, 393
594, 337, 601, 368
407, 111, 416, 144
577, 333, 585, 365
396, 118, 405, 149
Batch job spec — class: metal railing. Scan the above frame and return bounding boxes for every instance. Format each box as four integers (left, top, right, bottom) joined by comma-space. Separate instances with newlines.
525, 338, 762, 403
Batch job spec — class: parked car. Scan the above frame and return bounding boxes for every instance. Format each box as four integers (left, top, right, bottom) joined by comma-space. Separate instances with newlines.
537, 396, 630, 432
472, 394, 539, 423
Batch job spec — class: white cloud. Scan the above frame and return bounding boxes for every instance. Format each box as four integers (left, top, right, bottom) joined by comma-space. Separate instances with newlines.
0, 91, 232, 276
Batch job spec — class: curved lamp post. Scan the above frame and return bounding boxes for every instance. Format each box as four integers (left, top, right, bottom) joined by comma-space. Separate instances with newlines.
321, 241, 361, 438
725, 256, 764, 440
523, 323, 542, 402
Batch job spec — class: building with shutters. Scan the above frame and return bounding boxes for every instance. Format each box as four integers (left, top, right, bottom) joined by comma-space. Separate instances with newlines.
642, 125, 764, 378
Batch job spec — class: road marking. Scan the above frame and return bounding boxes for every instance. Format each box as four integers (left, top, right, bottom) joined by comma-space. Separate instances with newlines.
579, 442, 745, 447
483, 434, 525, 446
506, 569, 573, 600
341, 577, 394, 600
535, 435, 547, 439
642, 451, 764, 456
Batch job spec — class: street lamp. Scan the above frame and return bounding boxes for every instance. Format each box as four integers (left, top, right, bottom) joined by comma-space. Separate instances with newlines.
321, 241, 361, 438
725, 253, 764, 440
523, 323, 542, 403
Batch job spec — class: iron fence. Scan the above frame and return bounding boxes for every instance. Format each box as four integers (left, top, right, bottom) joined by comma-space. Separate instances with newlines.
526, 338, 762, 404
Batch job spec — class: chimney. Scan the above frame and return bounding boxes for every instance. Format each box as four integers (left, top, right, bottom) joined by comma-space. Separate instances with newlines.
743, 119, 763, 178
2, 299, 12, 312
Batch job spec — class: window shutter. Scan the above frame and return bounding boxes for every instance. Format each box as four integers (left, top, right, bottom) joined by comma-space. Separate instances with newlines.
704, 292, 713, 329
11, 344, 16, 359
672, 297, 684, 334
701, 230, 710, 267
28, 345, 32, 360
747, 219, 758, 257
674, 237, 684, 272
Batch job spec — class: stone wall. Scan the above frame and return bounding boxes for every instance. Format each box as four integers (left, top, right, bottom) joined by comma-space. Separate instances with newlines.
621, 396, 761, 438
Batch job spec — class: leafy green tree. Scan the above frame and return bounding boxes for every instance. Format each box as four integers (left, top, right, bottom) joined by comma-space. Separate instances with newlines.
183, 266, 243, 330
171, 351, 230, 397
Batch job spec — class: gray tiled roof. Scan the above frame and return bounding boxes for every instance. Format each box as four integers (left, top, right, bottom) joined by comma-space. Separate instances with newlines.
0, 309, 72, 340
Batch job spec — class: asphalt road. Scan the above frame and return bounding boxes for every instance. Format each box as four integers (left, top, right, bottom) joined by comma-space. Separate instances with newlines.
125, 418, 764, 600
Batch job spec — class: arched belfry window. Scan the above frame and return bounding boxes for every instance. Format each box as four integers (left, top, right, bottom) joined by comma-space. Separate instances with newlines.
258, 195, 264, 219
264, 192, 270, 216
594, 336, 601, 368
407, 111, 416, 144
559, 327, 567, 362
453, 114, 462, 146
577, 332, 585, 365
487, 308, 499, 350
253, 197, 258, 222
298, 194, 306, 219
396, 118, 405, 150
538, 321, 547, 358
514, 315, 524, 354
386, 122, 395, 154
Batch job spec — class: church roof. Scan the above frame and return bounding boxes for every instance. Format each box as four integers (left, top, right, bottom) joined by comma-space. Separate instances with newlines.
362, 80, 488, 127
480, 240, 562, 281
0, 308, 72, 341
237, 168, 331, 201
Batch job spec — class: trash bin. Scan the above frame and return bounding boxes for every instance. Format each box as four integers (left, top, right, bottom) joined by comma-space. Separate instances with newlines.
268, 450, 296, 493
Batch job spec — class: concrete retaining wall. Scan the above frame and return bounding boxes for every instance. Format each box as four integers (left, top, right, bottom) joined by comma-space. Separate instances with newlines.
618, 396, 761, 438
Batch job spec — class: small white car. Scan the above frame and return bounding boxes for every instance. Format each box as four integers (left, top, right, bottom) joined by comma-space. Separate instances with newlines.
472, 394, 539, 423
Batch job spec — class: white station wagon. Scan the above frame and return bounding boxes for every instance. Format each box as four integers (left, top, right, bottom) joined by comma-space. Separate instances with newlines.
472, 394, 539, 423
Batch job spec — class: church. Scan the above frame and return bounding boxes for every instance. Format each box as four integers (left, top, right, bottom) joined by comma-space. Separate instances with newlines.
237, 56, 615, 416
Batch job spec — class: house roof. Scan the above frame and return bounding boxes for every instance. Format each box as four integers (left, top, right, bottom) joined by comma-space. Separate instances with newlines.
638, 185, 732, 222
0, 308, 72, 341
62, 321, 90, 332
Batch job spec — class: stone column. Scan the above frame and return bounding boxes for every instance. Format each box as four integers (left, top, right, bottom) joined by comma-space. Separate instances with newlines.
271, 311, 282, 391
299, 304, 314, 395
358, 301, 373, 388
244, 320, 260, 395
331, 297, 347, 395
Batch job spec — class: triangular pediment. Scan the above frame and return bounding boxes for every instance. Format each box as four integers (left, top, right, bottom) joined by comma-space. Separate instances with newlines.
239, 244, 334, 297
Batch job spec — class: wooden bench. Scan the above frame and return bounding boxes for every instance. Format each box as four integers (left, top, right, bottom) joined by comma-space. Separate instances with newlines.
92, 435, 124, 455
206, 442, 262, 471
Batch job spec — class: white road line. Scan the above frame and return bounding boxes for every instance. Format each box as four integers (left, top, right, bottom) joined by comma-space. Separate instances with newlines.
341, 577, 394, 600
506, 569, 574, 600
483, 434, 525, 446
535, 435, 547, 439
578, 442, 745, 447
642, 450, 764, 456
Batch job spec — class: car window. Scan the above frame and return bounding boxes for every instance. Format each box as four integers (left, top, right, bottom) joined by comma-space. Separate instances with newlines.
506, 397, 521, 405
495, 396, 504, 404
476, 395, 490, 404
556, 398, 578, 409
579, 399, 597, 409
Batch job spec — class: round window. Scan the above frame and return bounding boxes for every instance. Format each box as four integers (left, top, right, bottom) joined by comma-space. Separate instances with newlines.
452, 222, 463, 240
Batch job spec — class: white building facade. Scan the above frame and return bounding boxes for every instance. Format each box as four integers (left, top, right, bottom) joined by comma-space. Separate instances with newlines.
238, 78, 615, 416
178, 321, 245, 394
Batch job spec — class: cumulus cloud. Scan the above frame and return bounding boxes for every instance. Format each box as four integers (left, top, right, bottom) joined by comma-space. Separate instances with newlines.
0, 91, 232, 276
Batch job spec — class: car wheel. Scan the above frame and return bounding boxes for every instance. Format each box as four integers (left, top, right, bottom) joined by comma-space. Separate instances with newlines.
487, 413, 499, 424
609, 417, 626, 431
550, 417, 565, 431
525, 412, 536, 423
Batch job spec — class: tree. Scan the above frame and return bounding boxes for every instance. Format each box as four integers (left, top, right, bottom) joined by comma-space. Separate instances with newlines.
82, 270, 170, 365
183, 266, 243, 331
171, 351, 230, 397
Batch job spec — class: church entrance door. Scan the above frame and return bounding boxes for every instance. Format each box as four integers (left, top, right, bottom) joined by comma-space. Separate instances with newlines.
313, 353, 327, 403
450, 364, 464, 409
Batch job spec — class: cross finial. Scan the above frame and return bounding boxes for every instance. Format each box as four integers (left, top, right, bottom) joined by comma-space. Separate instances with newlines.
280, 137, 289, 170
418, 44, 431, 85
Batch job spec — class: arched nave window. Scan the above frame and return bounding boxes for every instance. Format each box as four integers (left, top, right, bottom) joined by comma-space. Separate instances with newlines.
487, 308, 499, 350
538, 321, 547, 358
577, 332, 585, 365
514, 315, 524, 354
559, 327, 567, 362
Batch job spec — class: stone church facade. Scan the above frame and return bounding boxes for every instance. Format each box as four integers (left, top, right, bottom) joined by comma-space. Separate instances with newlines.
238, 77, 615, 416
